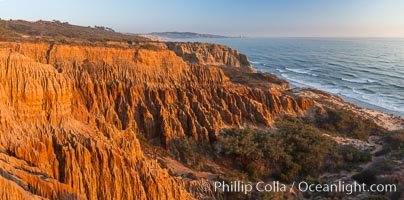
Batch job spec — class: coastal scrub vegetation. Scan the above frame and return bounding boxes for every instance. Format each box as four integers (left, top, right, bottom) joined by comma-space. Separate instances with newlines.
384, 129, 404, 151
214, 116, 374, 182
314, 109, 384, 140
139, 43, 161, 50
170, 137, 213, 170
0, 19, 147, 43
351, 129, 403, 198
375, 129, 404, 158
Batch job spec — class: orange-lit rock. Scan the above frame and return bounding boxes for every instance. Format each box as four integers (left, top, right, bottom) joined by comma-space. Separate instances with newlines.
0, 41, 314, 199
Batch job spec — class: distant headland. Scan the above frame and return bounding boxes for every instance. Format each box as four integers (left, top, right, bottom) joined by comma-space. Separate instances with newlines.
139, 31, 238, 40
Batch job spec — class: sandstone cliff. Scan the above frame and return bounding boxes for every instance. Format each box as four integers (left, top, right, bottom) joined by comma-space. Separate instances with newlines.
0, 41, 314, 199
166, 42, 253, 70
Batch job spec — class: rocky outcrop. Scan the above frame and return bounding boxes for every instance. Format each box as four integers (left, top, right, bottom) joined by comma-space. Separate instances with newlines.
166, 42, 253, 71
0, 41, 314, 199
0, 48, 71, 122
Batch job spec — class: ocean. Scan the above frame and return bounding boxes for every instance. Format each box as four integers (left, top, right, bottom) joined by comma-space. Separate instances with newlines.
175, 38, 404, 117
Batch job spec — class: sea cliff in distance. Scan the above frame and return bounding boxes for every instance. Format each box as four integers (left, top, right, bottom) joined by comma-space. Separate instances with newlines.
139, 31, 234, 41
150, 31, 230, 38
0, 19, 403, 200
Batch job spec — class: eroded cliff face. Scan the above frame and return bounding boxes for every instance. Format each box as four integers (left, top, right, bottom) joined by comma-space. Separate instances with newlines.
0, 45, 194, 200
0, 41, 314, 199
166, 42, 254, 71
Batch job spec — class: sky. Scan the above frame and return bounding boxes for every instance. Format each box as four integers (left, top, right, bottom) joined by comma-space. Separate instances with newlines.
1, 0, 404, 37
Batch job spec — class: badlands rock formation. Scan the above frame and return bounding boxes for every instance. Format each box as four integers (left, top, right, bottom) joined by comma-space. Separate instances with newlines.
0, 41, 314, 199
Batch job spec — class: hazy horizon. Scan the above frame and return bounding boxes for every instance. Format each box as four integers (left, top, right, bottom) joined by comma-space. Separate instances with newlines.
1, 0, 404, 38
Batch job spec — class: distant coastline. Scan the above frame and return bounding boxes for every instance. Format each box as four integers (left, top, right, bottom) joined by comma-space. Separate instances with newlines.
139, 31, 243, 41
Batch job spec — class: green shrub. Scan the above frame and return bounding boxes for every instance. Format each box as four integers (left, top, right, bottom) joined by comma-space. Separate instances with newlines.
217, 118, 341, 182
140, 44, 160, 50
384, 130, 404, 150
353, 158, 394, 185
387, 130, 404, 158
216, 116, 377, 182
337, 145, 372, 170
352, 170, 377, 185
372, 159, 394, 173
315, 109, 384, 140
171, 137, 211, 169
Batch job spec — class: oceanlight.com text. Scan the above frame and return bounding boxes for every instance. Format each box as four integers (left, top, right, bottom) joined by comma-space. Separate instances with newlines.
210, 180, 396, 195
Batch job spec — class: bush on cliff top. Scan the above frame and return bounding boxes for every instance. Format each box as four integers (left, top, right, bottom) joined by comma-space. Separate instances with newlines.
384, 129, 404, 150
215, 116, 375, 182
0, 19, 147, 43
314, 109, 385, 140
382, 129, 404, 159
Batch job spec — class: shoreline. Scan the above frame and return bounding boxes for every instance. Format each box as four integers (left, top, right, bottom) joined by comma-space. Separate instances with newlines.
294, 88, 404, 131
288, 82, 404, 118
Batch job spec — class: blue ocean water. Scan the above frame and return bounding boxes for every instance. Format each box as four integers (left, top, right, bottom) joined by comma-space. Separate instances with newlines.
175, 38, 404, 117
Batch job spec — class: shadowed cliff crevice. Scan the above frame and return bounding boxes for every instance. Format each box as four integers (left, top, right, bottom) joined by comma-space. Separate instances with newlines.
0, 167, 30, 193
46, 42, 55, 65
